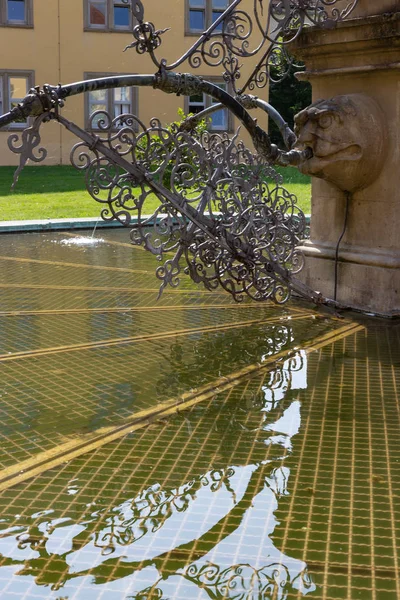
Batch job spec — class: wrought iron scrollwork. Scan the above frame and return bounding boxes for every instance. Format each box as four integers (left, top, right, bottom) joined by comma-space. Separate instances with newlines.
137, 561, 315, 599
7, 113, 50, 190
67, 110, 306, 303
183, 561, 314, 599
3, 97, 328, 307
0, 0, 360, 308
124, 0, 359, 91
124, 22, 170, 55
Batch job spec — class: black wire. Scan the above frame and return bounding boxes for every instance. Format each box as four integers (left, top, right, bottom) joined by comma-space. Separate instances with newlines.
334, 191, 351, 302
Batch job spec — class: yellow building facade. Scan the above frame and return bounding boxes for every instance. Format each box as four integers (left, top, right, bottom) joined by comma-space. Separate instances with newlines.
0, 0, 263, 166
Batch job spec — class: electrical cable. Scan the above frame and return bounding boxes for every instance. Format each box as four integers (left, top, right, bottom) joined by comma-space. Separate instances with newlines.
334, 191, 351, 301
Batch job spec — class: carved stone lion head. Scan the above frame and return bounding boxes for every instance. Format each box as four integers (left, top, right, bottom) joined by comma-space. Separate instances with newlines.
294, 94, 387, 193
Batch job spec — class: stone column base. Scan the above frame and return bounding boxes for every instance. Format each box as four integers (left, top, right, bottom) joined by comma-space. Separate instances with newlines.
298, 242, 400, 317
291, 10, 400, 317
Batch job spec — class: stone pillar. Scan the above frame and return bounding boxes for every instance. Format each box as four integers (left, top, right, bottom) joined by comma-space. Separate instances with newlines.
291, 3, 400, 316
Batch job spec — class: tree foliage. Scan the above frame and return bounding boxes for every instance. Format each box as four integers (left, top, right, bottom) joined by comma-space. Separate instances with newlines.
268, 65, 312, 148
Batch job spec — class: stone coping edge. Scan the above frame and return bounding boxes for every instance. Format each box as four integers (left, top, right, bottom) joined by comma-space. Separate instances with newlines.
0, 214, 311, 234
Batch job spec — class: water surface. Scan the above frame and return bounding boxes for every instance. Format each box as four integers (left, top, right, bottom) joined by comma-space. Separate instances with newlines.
0, 229, 398, 599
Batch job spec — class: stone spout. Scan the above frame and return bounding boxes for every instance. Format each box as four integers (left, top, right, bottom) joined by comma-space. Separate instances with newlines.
288, 5, 400, 315
293, 94, 388, 193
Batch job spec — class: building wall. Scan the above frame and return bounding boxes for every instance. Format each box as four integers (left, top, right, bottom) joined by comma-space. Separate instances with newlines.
0, 0, 266, 166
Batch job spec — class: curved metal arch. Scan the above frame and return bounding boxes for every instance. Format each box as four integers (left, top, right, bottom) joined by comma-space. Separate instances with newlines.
0, 73, 306, 167
181, 94, 296, 150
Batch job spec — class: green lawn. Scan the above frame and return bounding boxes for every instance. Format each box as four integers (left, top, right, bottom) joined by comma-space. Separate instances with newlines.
0, 164, 311, 221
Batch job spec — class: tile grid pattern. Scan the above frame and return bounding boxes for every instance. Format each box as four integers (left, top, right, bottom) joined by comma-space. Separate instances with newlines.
1, 327, 399, 599
272, 329, 400, 599
0, 231, 399, 599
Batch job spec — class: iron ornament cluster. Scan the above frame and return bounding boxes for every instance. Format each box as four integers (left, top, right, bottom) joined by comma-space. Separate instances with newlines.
70, 109, 305, 302
0, 0, 360, 306
128, 0, 359, 93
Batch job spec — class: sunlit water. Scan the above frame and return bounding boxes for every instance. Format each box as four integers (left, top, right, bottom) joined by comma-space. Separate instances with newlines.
58, 236, 105, 246
0, 229, 399, 600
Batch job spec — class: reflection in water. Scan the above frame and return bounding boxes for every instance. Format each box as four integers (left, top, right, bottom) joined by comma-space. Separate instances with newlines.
143, 562, 314, 599
91, 467, 235, 557
1, 232, 398, 598
156, 323, 295, 400
0, 352, 314, 599
261, 352, 307, 411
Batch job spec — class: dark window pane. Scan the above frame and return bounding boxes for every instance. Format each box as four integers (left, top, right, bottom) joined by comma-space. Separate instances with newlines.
114, 6, 130, 27
189, 9, 205, 30
189, 93, 204, 103
7, 0, 25, 22
188, 105, 205, 115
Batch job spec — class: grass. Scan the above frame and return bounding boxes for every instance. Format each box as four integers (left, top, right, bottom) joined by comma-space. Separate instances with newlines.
274, 166, 311, 214
0, 164, 311, 222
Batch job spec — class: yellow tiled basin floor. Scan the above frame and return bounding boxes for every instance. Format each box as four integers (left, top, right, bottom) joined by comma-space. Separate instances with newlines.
0, 229, 399, 599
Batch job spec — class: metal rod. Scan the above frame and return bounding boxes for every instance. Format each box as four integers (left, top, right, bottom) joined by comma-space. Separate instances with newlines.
180, 95, 296, 150
164, 0, 243, 71
1, 73, 305, 166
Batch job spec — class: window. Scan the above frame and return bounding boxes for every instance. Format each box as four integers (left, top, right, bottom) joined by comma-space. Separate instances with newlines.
84, 0, 131, 31
0, 0, 33, 27
0, 71, 33, 127
186, 81, 232, 132
186, 0, 229, 34
85, 73, 138, 130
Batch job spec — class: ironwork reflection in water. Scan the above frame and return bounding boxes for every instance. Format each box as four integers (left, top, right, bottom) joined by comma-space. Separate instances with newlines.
155, 321, 297, 399
0, 352, 312, 599
140, 562, 314, 600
